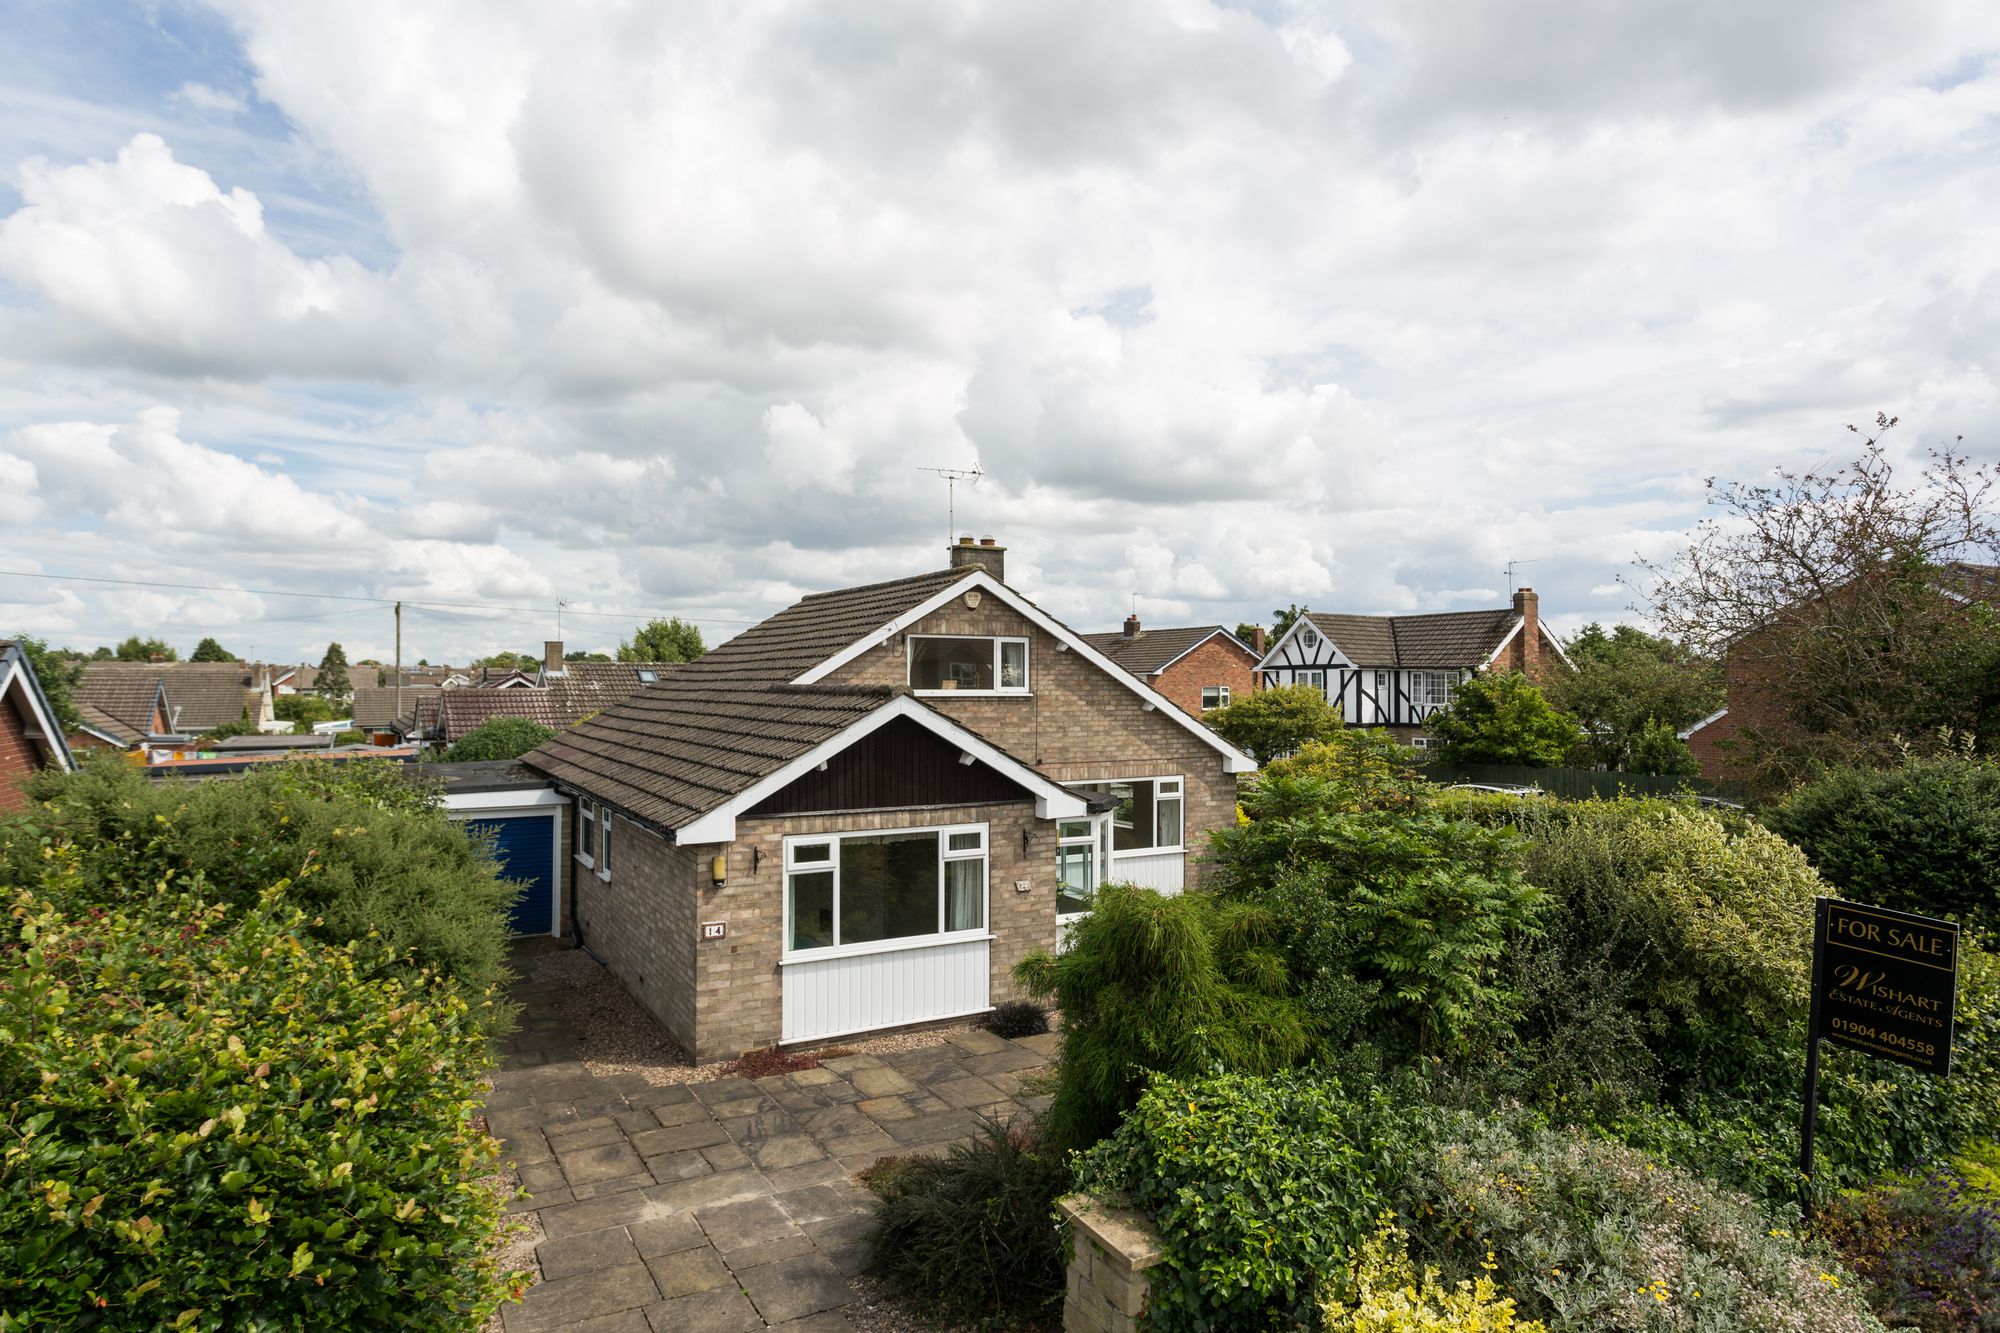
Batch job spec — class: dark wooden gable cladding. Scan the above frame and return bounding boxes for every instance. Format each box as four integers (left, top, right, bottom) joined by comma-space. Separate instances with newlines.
744, 715, 1032, 818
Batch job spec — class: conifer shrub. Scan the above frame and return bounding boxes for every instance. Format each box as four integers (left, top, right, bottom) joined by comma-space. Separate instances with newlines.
862, 1118, 1069, 1327
0, 856, 519, 1329
1013, 884, 1313, 1153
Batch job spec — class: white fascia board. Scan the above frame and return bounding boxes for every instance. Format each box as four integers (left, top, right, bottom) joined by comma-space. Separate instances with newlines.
1149, 628, 1255, 677
1678, 707, 1728, 740
442, 787, 567, 813
1253, 614, 1314, 671
0, 653, 77, 772
792, 571, 1258, 774
674, 694, 1090, 845
1481, 619, 1523, 667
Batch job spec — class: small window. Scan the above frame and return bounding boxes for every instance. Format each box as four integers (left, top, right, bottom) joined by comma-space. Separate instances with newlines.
947, 831, 983, 852
791, 842, 833, 866
1200, 685, 1231, 711
908, 636, 1030, 694
1300, 670, 1327, 698
1067, 777, 1185, 854
1411, 735, 1435, 751
598, 816, 613, 879
637, 669, 657, 684
1302, 628, 1319, 650
1416, 671, 1458, 708
575, 798, 597, 868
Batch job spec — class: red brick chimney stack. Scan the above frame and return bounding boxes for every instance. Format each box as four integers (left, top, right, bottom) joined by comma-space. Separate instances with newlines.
1123, 614, 1142, 638
1250, 626, 1267, 655
1512, 587, 1541, 681
947, 534, 1006, 582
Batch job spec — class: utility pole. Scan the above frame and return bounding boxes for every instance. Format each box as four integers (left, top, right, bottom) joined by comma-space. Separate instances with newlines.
393, 601, 402, 738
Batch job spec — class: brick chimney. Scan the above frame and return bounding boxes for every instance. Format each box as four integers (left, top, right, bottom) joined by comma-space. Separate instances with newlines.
1511, 587, 1541, 681
948, 534, 1006, 583
1250, 625, 1267, 655
1123, 613, 1142, 638
544, 640, 565, 677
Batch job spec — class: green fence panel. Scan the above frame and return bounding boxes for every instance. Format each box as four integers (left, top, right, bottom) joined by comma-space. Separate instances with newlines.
1419, 762, 1717, 801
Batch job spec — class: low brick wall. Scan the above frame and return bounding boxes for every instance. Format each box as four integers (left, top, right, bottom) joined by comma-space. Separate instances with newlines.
1059, 1194, 1162, 1333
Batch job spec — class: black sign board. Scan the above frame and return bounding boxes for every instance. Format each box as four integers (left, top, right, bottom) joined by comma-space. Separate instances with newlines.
1811, 896, 1959, 1076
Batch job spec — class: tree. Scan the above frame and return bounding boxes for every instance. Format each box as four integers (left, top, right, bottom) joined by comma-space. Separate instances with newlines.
1426, 672, 1580, 767
1270, 604, 1307, 639
10, 635, 83, 731
444, 717, 556, 763
1203, 683, 1345, 763
473, 652, 535, 670
1627, 718, 1700, 777
564, 649, 613, 662
1640, 417, 2000, 787
619, 617, 705, 663
1545, 623, 1722, 769
114, 635, 177, 662
274, 694, 337, 730
189, 637, 234, 663
316, 642, 352, 699
199, 717, 260, 742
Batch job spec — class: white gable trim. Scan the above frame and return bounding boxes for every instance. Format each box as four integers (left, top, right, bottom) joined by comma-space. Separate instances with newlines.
1678, 707, 1728, 740
1144, 627, 1259, 678
791, 571, 1258, 773
1253, 615, 1315, 671
0, 648, 77, 772
1478, 619, 1578, 673
674, 694, 1092, 844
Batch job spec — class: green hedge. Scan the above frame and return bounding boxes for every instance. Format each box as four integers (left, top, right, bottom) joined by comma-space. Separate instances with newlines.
0, 855, 520, 1329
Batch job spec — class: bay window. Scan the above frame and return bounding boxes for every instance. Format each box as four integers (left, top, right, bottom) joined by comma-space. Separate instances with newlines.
784, 825, 988, 956
908, 636, 1029, 693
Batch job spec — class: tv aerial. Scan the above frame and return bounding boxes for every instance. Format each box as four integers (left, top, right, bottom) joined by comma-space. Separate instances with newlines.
917, 462, 984, 546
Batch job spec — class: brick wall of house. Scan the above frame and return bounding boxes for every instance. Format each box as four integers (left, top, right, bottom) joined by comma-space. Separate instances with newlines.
1150, 636, 1260, 719
0, 694, 41, 813
569, 812, 700, 1056
825, 599, 1242, 883
1687, 632, 1783, 784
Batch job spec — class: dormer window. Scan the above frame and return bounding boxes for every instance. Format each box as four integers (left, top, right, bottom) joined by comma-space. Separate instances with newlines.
908, 636, 1029, 694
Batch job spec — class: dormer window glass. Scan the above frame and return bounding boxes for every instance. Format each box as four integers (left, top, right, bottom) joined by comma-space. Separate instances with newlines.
908, 636, 1030, 694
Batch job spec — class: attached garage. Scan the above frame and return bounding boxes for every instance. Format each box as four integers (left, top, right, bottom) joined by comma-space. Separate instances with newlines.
434, 762, 566, 939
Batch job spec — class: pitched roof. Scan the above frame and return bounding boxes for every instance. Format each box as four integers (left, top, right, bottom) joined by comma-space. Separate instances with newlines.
352, 685, 442, 729
77, 703, 146, 745
439, 685, 607, 742
548, 661, 682, 690
0, 641, 77, 771
1301, 608, 1521, 668
1942, 562, 2000, 606
522, 674, 907, 829
75, 662, 268, 736
72, 664, 165, 736
696, 568, 973, 683
1081, 625, 1253, 676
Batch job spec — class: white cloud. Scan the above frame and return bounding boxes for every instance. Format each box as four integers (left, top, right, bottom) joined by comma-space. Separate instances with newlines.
170, 82, 248, 115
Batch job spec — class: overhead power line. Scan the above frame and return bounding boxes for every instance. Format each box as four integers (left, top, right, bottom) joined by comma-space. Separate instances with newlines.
0, 567, 758, 627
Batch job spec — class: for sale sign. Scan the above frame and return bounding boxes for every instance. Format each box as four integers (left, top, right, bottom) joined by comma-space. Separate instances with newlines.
1812, 897, 1958, 1077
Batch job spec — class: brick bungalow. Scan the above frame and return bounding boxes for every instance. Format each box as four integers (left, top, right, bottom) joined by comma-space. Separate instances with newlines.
1254, 587, 1570, 748
521, 539, 1255, 1061
0, 641, 77, 810
1083, 617, 1263, 718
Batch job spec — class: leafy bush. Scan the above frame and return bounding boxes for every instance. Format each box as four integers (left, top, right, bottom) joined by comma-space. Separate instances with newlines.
334, 729, 369, 746
0, 857, 519, 1329
1074, 1069, 1427, 1333
1629, 717, 1701, 777
1202, 683, 1346, 763
1763, 757, 2000, 931
444, 718, 557, 763
1014, 884, 1313, 1152
1404, 1115, 1886, 1333
1321, 1217, 1546, 1332
1815, 1167, 2000, 1331
1425, 672, 1580, 767
3, 755, 516, 1001
274, 692, 338, 728
863, 1119, 1069, 1327
983, 1000, 1049, 1039
1255, 728, 1429, 812
1207, 776, 1544, 1060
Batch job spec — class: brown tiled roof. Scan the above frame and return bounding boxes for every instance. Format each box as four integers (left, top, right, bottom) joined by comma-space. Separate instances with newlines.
77, 662, 268, 735
521, 674, 899, 829
73, 664, 164, 736
1304, 608, 1520, 668
352, 685, 442, 729
550, 661, 682, 690
1081, 626, 1251, 677
77, 703, 145, 745
1943, 562, 2000, 606
695, 568, 971, 682
439, 687, 608, 742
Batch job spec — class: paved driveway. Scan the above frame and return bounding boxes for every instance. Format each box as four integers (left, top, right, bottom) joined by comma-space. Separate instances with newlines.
486, 963, 1056, 1331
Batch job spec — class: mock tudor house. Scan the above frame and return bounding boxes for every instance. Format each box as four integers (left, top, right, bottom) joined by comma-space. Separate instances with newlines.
522, 538, 1255, 1062
1255, 587, 1570, 747
0, 641, 77, 810
1082, 617, 1263, 717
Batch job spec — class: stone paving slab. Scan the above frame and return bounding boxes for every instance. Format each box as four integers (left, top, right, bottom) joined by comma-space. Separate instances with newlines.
490, 941, 1052, 1329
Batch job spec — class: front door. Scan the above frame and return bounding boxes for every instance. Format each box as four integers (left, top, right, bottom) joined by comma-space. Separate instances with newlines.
1055, 812, 1113, 946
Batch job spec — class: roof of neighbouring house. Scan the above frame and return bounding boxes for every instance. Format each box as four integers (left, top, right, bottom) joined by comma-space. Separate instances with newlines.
1081, 625, 1253, 677
75, 662, 270, 737
1298, 608, 1525, 669
439, 686, 604, 741
352, 685, 443, 729
0, 641, 77, 771
694, 568, 973, 683
547, 660, 684, 690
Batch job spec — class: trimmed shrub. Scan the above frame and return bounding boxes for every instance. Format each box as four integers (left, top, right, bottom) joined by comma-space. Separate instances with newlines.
1321, 1217, 1546, 1332
444, 718, 556, 763
4, 756, 516, 1001
863, 1119, 1069, 1327
1764, 757, 2000, 931
1073, 1069, 1427, 1333
983, 1000, 1049, 1039
1203, 683, 1346, 763
0, 856, 519, 1329
1815, 1167, 2000, 1331
1404, 1115, 1886, 1333
1014, 885, 1313, 1152
1255, 729, 1430, 813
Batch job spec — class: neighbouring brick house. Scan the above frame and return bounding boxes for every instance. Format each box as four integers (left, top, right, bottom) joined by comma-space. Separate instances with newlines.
1083, 617, 1263, 718
522, 538, 1255, 1062
1254, 587, 1570, 747
69, 661, 277, 754
0, 641, 77, 810
1681, 560, 2000, 783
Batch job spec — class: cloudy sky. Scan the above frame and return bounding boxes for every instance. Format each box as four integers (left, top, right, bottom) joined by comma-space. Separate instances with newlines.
2, 1, 1996, 664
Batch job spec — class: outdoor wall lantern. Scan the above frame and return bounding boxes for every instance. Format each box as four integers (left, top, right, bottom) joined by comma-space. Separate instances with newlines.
710, 852, 728, 887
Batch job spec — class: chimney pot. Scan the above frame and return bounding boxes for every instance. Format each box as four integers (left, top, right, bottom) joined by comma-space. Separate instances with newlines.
958, 534, 975, 546
979, 535, 996, 547
1123, 613, 1142, 637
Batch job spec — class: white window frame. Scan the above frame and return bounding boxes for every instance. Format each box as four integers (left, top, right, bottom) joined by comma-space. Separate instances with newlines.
906, 635, 1031, 697
1299, 669, 1327, 698
1200, 685, 1231, 711
781, 822, 991, 962
1415, 670, 1458, 709
1411, 735, 1436, 751
1055, 815, 1108, 921
1064, 776, 1184, 857
574, 797, 597, 870
597, 811, 613, 881
1301, 627, 1319, 650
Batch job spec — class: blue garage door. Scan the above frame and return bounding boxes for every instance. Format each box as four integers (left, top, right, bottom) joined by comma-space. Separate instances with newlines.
466, 814, 556, 936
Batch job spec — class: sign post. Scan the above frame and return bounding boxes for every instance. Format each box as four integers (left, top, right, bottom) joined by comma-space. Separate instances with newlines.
1801, 896, 1959, 1216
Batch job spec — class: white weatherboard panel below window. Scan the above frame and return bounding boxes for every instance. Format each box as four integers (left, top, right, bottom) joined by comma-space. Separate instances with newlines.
1107, 849, 1184, 895
781, 936, 991, 1043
